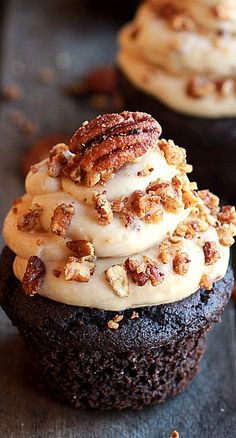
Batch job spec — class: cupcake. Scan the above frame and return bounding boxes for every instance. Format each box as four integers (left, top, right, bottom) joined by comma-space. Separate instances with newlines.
1, 111, 236, 410
117, 0, 236, 201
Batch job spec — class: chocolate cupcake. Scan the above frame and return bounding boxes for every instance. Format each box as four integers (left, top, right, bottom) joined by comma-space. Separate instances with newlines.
117, 0, 236, 201
1, 111, 236, 410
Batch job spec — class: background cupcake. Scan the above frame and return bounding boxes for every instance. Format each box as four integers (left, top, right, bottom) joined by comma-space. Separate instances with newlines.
117, 0, 236, 201
1, 111, 235, 409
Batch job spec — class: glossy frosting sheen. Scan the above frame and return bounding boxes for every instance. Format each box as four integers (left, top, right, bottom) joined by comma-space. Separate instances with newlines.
118, 0, 236, 118
3, 141, 229, 310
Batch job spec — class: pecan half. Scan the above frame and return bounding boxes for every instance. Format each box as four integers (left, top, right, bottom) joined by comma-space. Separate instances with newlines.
50, 203, 75, 237
22, 256, 46, 296
70, 112, 161, 186
105, 265, 129, 297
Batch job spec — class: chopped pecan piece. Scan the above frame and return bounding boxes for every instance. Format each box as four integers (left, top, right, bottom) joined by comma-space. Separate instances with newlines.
200, 274, 212, 291
47, 143, 71, 177
107, 319, 119, 330
105, 265, 129, 297
198, 190, 220, 216
131, 311, 139, 320
218, 205, 236, 225
22, 256, 46, 296
64, 256, 93, 282
169, 431, 180, 438
173, 252, 190, 275
70, 111, 161, 186
158, 139, 192, 173
147, 178, 183, 213
130, 190, 161, 218
93, 192, 113, 225
217, 223, 236, 247
17, 204, 43, 231
125, 257, 164, 287
50, 203, 75, 237
66, 240, 95, 260
111, 196, 128, 213
203, 241, 220, 265
182, 188, 198, 209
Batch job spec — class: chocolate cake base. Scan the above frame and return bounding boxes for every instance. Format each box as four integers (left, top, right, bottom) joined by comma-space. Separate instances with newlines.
0, 247, 233, 409
118, 69, 236, 202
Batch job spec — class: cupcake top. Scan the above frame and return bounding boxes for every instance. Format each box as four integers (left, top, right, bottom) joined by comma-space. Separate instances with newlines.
3, 111, 236, 311
118, 0, 236, 118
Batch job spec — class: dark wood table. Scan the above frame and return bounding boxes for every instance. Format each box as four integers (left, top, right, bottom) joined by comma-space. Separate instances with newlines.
0, 1, 236, 437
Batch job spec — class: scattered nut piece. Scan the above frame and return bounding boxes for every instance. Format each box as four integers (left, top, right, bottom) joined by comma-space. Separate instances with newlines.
50, 203, 75, 237
93, 192, 113, 225
217, 223, 236, 247
200, 274, 212, 291
17, 204, 43, 231
198, 190, 219, 216
131, 311, 139, 320
66, 240, 95, 259
147, 178, 183, 213
22, 256, 46, 296
113, 315, 124, 323
47, 143, 71, 177
203, 241, 220, 265
64, 256, 92, 282
173, 252, 190, 275
107, 319, 119, 330
158, 139, 191, 173
218, 205, 236, 225
130, 190, 161, 218
169, 431, 180, 438
105, 265, 129, 297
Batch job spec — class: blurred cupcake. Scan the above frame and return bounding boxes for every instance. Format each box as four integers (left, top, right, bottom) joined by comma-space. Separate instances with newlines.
117, 0, 236, 201
1, 111, 236, 409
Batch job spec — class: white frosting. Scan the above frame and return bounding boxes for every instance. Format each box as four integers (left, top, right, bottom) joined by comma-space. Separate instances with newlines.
3, 142, 230, 311
118, 2, 236, 118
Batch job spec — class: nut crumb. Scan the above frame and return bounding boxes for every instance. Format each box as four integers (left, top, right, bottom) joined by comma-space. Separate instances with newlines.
203, 241, 220, 265
53, 269, 61, 278
107, 319, 119, 330
170, 431, 180, 438
200, 274, 212, 291
131, 311, 139, 320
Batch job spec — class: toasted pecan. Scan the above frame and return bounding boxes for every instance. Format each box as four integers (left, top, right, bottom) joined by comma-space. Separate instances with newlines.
17, 204, 43, 231
50, 203, 75, 237
64, 256, 94, 282
203, 241, 220, 265
66, 240, 95, 259
105, 265, 129, 297
69, 112, 161, 186
22, 256, 46, 296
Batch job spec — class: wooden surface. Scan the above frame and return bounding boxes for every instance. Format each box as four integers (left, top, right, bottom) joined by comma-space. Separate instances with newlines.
0, 1, 236, 437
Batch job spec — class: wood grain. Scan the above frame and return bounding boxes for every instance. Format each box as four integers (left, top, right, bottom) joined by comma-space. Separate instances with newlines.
0, 1, 236, 437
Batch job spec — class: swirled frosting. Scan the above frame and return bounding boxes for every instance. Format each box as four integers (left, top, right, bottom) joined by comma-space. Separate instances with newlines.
3, 112, 235, 311
118, 0, 236, 118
